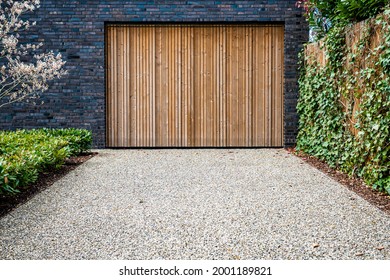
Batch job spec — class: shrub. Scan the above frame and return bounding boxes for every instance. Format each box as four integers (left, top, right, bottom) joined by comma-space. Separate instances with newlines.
40, 128, 92, 156
0, 128, 92, 195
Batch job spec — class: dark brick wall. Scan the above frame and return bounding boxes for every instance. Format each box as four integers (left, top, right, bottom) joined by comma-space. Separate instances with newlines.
0, 1, 308, 147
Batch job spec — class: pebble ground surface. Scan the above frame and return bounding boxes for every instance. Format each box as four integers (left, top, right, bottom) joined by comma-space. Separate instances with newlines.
0, 149, 389, 260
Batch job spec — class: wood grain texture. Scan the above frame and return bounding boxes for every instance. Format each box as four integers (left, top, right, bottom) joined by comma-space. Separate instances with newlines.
106, 24, 284, 147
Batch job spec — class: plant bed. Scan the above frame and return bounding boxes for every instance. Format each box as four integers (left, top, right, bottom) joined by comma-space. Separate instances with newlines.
0, 128, 93, 194
0, 152, 96, 218
289, 148, 390, 216
0, 128, 94, 217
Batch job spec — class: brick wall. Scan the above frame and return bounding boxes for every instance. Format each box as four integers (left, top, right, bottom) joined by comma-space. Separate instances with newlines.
0, 0, 308, 147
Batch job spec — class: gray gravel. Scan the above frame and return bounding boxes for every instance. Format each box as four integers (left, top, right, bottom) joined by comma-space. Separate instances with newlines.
0, 149, 389, 259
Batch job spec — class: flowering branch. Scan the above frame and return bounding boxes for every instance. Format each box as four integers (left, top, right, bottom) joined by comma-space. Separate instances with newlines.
0, 0, 66, 108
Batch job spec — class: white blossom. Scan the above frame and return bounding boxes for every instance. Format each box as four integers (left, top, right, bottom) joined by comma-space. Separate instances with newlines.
0, 0, 66, 107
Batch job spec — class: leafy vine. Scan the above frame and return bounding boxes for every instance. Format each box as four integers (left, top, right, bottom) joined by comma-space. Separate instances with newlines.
297, 9, 390, 193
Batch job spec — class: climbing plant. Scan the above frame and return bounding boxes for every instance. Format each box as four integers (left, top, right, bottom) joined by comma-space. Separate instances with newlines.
297, 9, 390, 194
297, 0, 387, 40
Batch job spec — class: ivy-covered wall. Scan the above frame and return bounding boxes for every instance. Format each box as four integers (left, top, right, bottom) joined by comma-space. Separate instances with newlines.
297, 10, 390, 193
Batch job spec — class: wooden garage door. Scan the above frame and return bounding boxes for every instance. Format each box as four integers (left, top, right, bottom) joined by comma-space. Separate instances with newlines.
106, 24, 284, 147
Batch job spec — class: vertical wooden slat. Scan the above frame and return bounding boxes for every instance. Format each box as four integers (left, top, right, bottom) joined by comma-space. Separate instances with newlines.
168, 26, 172, 146
238, 26, 244, 146
200, 26, 205, 146
272, 26, 277, 146
189, 27, 195, 147
270, 26, 275, 146
175, 26, 181, 146
140, 27, 145, 147
106, 27, 112, 146
169, 27, 173, 146
253, 27, 266, 146
194, 27, 200, 146
205, 27, 211, 146
161, 27, 168, 146
274, 26, 284, 146
150, 26, 156, 146
226, 26, 232, 146
206, 27, 211, 146
110, 26, 116, 146
214, 27, 219, 146
130, 27, 137, 146
181, 26, 189, 147
123, 27, 128, 146
232, 26, 239, 146
142, 27, 147, 147
113, 27, 118, 147
266, 26, 272, 146
247, 26, 253, 146
221, 26, 227, 146
155, 26, 162, 146
126, 28, 134, 147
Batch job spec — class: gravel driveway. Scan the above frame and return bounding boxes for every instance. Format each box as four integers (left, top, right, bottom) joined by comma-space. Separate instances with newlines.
0, 149, 389, 259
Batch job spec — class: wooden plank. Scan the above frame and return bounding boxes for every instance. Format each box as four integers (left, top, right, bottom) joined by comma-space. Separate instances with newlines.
247, 26, 253, 146
106, 26, 112, 146
113, 27, 118, 147
226, 26, 232, 146
188, 27, 195, 147
177, 26, 182, 146
200, 26, 205, 146
266, 26, 272, 146
123, 27, 128, 146
161, 27, 169, 146
275, 26, 284, 146
232, 26, 239, 146
176, 26, 183, 147
205, 26, 212, 146
255, 26, 266, 146
270, 26, 275, 146
168, 26, 172, 146
141, 27, 147, 147
121, 27, 126, 146
181, 26, 188, 146
220, 26, 227, 146
136, 27, 140, 146
214, 26, 219, 146
149, 27, 155, 146
193, 27, 200, 146
155, 26, 162, 146
130, 27, 137, 146
237, 26, 245, 146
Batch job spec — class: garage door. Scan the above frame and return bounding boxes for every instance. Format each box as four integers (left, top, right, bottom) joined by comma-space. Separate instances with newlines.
106, 24, 284, 147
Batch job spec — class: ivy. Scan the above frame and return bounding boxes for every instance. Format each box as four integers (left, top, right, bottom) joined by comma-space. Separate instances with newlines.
297, 10, 390, 194
297, 0, 387, 40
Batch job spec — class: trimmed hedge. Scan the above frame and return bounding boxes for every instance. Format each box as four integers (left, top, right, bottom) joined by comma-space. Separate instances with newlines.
0, 128, 92, 195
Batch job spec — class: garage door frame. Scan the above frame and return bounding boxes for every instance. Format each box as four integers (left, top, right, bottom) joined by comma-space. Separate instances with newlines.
105, 23, 285, 147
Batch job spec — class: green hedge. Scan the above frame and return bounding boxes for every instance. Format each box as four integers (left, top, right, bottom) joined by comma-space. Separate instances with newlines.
0, 128, 92, 195
297, 11, 390, 194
